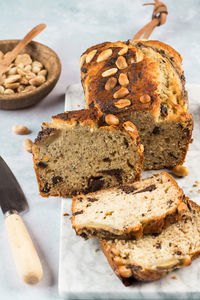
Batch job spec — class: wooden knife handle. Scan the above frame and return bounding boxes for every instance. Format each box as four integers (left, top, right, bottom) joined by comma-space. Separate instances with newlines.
5, 213, 43, 284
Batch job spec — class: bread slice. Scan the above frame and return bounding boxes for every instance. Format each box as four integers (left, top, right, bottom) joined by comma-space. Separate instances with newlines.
32, 108, 143, 197
71, 172, 187, 240
80, 40, 193, 170
101, 199, 200, 285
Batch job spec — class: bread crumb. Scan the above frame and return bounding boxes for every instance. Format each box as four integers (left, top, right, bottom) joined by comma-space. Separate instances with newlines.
172, 275, 177, 280
195, 180, 199, 184
190, 190, 193, 193
193, 184, 198, 187
95, 248, 100, 252
63, 213, 69, 216
198, 190, 200, 194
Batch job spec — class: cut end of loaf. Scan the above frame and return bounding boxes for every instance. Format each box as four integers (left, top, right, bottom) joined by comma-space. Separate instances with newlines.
101, 199, 200, 284
71, 172, 185, 240
32, 109, 143, 197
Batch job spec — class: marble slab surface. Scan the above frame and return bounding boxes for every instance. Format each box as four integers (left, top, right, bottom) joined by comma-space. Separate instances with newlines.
59, 83, 200, 299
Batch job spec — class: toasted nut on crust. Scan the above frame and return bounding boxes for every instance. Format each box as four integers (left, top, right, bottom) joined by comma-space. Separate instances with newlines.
177, 202, 188, 215
102, 68, 118, 77
23, 139, 33, 153
113, 256, 126, 266
135, 50, 144, 63
123, 121, 136, 133
173, 165, 189, 177
113, 87, 129, 99
105, 77, 117, 91
118, 265, 132, 278
79, 54, 87, 68
105, 114, 119, 126
116, 56, 128, 69
13, 125, 30, 135
115, 98, 131, 109
97, 49, 112, 63
118, 45, 128, 55
86, 50, 97, 63
140, 94, 151, 103
118, 73, 129, 86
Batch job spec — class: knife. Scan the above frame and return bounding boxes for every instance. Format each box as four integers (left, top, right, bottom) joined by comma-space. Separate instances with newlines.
0, 156, 43, 284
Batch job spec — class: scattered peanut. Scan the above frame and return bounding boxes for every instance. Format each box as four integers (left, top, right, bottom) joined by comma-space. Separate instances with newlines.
0, 51, 47, 94
23, 139, 33, 153
172, 165, 189, 177
105, 114, 119, 126
13, 125, 30, 135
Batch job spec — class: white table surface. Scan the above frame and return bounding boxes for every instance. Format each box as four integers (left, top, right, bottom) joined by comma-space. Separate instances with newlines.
0, 0, 200, 299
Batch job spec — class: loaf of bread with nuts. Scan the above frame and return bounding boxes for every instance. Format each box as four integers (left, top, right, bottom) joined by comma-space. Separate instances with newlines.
101, 198, 200, 285
71, 172, 187, 240
80, 40, 193, 170
32, 108, 143, 197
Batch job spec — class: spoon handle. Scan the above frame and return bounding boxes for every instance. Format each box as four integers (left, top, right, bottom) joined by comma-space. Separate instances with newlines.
0, 24, 46, 77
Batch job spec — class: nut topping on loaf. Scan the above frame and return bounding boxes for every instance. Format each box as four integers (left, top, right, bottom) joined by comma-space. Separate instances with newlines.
32, 108, 143, 197
101, 198, 200, 285
71, 172, 185, 240
80, 40, 193, 170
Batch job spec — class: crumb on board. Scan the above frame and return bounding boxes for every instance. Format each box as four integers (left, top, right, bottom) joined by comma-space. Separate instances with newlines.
190, 190, 193, 193
77, 104, 80, 107
198, 190, 200, 194
172, 275, 178, 280
95, 248, 100, 252
63, 213, 70, 216
195, 180, 199, 184
193, 184, 198, 187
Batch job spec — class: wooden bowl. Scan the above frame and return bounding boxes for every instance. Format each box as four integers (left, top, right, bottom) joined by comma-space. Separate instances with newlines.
0, 40, 61, 110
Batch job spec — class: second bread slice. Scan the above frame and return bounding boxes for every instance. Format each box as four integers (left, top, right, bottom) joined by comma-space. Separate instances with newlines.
71, 172, 187, 240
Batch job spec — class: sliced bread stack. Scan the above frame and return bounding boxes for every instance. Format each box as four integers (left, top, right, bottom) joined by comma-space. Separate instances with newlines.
71, 172, 200, 284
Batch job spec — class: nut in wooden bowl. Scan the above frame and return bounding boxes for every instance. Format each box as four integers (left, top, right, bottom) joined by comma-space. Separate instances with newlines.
0, 40, 61, 110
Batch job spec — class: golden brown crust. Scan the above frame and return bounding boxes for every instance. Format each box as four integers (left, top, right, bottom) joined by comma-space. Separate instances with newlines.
71, 172, 184, 240
80, 39, 187, 118
100, 198, 200, 285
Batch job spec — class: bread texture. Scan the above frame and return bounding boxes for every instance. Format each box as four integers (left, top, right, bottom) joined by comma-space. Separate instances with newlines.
71, 172, 186, 240
32, 108, 143, 197
101, 199, 200, 285
80, 40, 193, 170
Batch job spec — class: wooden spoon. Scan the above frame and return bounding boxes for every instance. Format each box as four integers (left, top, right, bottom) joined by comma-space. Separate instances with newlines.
0, 23, 46, 79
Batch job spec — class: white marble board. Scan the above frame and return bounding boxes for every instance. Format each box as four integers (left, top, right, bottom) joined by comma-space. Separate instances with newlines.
59, 84, 200, 299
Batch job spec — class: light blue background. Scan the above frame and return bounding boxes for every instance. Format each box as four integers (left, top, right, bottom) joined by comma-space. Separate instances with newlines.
0, 1, 199, 299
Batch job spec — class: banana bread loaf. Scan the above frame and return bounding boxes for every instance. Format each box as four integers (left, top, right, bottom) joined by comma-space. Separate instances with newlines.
80, 40, 193, 170
32, 108, 143, 197
101, 198, 200, 285
71, 172, 186, 240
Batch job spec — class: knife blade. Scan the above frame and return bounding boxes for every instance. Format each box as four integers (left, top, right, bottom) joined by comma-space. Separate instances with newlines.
0, 156, 43, 284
